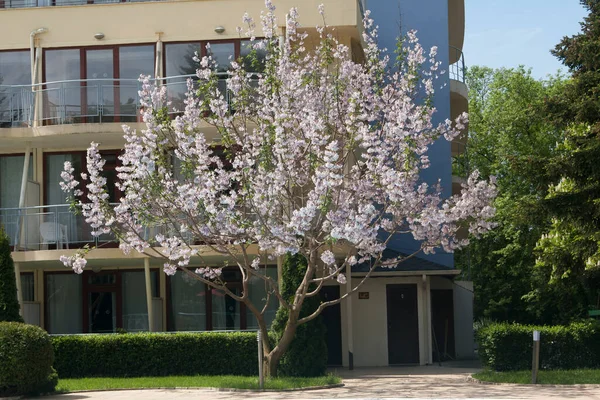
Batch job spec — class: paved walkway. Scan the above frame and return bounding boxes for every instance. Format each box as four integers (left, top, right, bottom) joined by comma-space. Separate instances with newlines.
38, 365, 600, 400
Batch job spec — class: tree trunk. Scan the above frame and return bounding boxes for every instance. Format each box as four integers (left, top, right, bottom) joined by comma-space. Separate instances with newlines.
264, 318, 299, 377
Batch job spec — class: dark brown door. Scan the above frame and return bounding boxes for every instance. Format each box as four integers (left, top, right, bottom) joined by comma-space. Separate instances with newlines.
320, 286, 343, 366
387, 284, 419, 364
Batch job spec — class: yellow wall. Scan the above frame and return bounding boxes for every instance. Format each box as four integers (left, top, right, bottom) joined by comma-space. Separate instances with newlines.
0, 0, 359, 50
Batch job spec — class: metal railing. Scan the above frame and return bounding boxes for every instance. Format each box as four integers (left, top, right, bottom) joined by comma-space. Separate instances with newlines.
0, 203, 219, 250
1, 0, 164, 9
0, 204, 117, 250
449, 46, 466, 83
0, 73, 244, 127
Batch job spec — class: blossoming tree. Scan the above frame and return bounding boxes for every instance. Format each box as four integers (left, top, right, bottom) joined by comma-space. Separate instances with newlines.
60, 2, 496, 376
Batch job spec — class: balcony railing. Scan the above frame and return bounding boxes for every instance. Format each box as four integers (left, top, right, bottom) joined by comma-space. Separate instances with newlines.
449, 46, 465, 83
0, 73, 243, 127
0, 204, 117, 250
0, 0, 164, 9
0, 203, 208, 251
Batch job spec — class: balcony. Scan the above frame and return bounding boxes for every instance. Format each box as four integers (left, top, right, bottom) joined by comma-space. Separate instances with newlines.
0, 0, 164, 9
449, 46, 467, 157
1, 204, 117, 251
0, 203, 219, 252
0, 74, 236, 128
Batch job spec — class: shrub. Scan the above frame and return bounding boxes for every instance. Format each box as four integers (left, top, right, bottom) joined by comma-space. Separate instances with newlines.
477, 321, 600, 371
51, 331, 258, 378
0, 322, 57, 396
270, 253, 328, 377
0, 228, 23, 323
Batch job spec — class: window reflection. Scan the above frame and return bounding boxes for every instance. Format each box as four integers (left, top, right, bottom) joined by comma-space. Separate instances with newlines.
119, 45, 154, 121
0, 51, 31, 126
165, 43, 201, 114
208, 43, 235, 73
44, 49, 81, 124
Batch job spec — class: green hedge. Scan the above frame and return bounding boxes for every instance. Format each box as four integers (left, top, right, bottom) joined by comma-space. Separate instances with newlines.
477, 321, 600, 371
51, 332, 258, 378
0, 322, 57, 396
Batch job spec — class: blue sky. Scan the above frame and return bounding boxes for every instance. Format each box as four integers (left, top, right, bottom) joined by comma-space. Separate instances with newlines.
463, 0, 588, 79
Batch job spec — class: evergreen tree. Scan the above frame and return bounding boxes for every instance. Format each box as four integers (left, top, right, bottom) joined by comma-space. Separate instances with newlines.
270, 253, 327, 377
531, 0, 600, 318
0, 227, 23, 322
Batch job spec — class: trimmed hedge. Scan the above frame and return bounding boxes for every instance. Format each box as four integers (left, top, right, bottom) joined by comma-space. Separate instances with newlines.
0, 322, 57, 396
477, 321, 600, 371
51, 331, 258, 378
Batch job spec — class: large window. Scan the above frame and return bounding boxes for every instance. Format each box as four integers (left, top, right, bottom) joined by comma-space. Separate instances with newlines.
0, 51, 31, 126
122, 270, 158, 332
169, 267, 278, 331
44, 49, 81, 124
44, 150, 121, 247
46, 273, 83, 334
246, 267, 278, 330
0, 155, 33, 245
46, 269, 158, 334
43, 45, 154, 124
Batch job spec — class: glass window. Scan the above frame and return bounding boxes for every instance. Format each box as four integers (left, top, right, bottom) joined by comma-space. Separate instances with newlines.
45, 153, 85, 245
208, 43, 234, 73
0, 155, 33, 208
212, 287, 241, 331
169, 272, 207, 331
0, 155, 33, 245
240, 40, 267, 73
119, 45, 154, 122
165, 43, 202, 114
46, 273, 82, 334
86, 49, 114, 123
165, 42, 201, 77
246, 267, 279, 330
0, 51, 31, 126
44, 49, 81, 124
122, 270, 158, 332
21, 273, 34, 302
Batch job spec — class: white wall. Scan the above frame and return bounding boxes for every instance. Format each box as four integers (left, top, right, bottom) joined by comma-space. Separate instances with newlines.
341, 276, 431, 367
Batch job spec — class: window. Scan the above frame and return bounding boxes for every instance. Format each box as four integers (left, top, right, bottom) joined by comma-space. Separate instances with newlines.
169, 266, 278, 331
44, 153, 85, 245
119, 45, 154, 121
122, 270, 158, 332
43, 45, 155, 124
169, 272, 207, 331
44, 49, 81, 124
0, 155, 33, 245
246, 267, 278, 330
21, 273, 34, 302
0, 51, 31, 126
46, 273, 83, 334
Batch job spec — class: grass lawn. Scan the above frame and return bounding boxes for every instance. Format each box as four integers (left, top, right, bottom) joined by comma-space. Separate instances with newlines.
56, 375, 341, 392
473, 369, 600, 385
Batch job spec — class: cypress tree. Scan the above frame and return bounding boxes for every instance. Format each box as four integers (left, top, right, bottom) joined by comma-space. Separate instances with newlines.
0, 227, 23, 322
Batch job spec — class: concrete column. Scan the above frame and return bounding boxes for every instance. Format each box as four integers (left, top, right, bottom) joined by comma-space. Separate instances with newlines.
14, 263, 23, 316
160, 267, 167, 331
37, 269, 45, 328
346, 271, 354, 370
144, 258, 154, 332
426, 275, 433, 365
18, 145, 31, 209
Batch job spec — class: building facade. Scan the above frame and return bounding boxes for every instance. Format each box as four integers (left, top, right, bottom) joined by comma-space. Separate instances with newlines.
0, 0, 469, 367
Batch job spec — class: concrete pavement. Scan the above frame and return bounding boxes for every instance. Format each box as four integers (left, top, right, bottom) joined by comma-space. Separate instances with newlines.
37, 365, 600, 400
